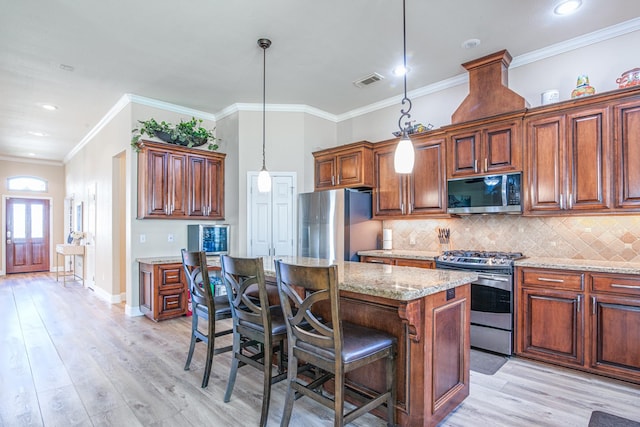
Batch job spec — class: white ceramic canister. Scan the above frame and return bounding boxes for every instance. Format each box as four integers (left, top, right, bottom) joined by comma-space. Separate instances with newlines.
541, 89, 560, 105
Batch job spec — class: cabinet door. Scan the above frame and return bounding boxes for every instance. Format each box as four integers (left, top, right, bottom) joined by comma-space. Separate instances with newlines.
614, 100, 640, 209
394, 258, 434, 269
373, 145, 405, 217
204, 157, 224, 218
168, 153, 188, 216
526, 115, 565, 211
409, 137, 447, 215
566, 107, 610, 210
314, 153, 336, 190
518, 287, 584, 366
336, 150, 363, 187
483, 121, 522, 174
188, 155, 207, 217
143, 150, 170, 217
590, 294, 640, 381
448, 131, 480, 177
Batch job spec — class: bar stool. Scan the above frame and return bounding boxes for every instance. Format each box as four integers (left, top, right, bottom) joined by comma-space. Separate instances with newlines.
220, 255, 288, 427
181, 249, 233, 388
274, 260, 397, 427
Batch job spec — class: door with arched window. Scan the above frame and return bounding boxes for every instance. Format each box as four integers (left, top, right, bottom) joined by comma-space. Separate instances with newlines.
6, 198, 50, 273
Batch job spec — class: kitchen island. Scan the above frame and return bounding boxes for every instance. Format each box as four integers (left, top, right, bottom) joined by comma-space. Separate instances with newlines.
137, 255, 477, 426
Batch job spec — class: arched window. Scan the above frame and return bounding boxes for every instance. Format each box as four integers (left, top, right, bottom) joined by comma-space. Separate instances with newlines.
7, 176, 48, 192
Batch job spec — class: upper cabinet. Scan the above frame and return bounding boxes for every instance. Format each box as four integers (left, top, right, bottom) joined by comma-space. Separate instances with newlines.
313, 141, 374, 190
525, 102, 611, 214
373, 132, 447, 218
137, 140, 226, 219
446, 115, 524, 178
613, 98, 640, 210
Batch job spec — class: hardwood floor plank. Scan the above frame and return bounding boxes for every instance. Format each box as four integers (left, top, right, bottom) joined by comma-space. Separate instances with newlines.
2, 272, 640, 427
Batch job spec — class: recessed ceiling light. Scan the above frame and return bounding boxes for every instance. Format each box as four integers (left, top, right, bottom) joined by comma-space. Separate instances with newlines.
393, 65, 410, 77
59, 63, 75, 72
41, 104, 58, 111
461, 38, 481, 49
28, 131, 48, 137
27, 153, 36, 157
554, 0, 582, 15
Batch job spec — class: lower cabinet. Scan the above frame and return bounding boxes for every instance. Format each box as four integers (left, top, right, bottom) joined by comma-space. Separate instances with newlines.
516, 267, 640, 384
360, 255, 435, 269
139, 262, 187, 321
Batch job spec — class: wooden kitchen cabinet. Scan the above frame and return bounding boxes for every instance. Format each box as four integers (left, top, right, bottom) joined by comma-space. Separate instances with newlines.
137, 140, 225, 219
589, 273, 640, 383
187, 154, 224, 218
360, 255, 435, 269
313, 141, 374, 190
447, 117, 523, 178
373, 133, 447, 218
613, 98, 640, 209
516, 268, 585, 367
139, 262, 187, 321
525, 104, 610, 214
516, 266, 640, 384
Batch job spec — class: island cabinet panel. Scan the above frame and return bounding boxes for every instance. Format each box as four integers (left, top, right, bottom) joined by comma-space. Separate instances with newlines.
137, 140, 225, 219
373, 133, 447, 218
312, 141, 373, 190
335, 285, 470, 427
138, 262, 187, 321
613, 99, 640, 209
525, 105, 611, 214
589, 273, 640, 383
516, 267, 640, 384
447, 118, 522, 178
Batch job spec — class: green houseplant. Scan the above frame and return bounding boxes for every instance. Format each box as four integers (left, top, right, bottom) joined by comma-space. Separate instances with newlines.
131, 117, 219, 151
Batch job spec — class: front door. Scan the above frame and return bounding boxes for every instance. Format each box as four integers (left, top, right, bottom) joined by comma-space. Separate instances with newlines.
6, 198, 50, 273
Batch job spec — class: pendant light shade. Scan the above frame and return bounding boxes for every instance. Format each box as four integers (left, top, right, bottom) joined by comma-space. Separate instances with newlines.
394, 0, 415, 174
257, 38, 272, 193
394, 132, 415, 173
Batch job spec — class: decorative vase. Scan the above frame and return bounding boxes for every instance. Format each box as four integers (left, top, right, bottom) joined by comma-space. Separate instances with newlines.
571, 74, 596, 99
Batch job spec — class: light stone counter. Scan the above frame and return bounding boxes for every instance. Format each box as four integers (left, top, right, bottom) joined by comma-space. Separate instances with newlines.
357, 249, 441, 260
515, 257, 640, 275
136, 255, 477, 301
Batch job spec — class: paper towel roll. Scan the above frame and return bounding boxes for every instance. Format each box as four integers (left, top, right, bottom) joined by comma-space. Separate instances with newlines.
383, 240, 392, 250
383, 229, 393, 241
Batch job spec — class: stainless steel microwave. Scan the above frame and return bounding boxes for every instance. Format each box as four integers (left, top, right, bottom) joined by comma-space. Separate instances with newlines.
187, 224, 230, 255
447, 172, 522, 214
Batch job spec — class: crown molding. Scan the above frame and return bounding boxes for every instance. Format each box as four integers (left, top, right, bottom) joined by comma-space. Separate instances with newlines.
0, 155, 63, 166
215, 103, 337, 122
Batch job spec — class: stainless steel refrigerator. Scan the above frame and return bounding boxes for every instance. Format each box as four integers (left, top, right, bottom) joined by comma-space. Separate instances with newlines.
298, 189, 381, 262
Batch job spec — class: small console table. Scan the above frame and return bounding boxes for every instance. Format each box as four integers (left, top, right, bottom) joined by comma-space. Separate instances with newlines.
56, 244, 85, 286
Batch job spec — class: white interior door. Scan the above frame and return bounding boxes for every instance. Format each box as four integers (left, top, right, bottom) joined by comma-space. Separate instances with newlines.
248, 172, 296, 257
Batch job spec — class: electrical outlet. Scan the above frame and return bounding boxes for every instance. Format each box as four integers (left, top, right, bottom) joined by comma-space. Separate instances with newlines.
409, 234, 416, 245
139, 234, 146, 243
167, 233, 174, 243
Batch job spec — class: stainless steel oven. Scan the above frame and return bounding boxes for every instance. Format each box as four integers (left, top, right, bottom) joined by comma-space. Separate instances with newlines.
435, 250, 523, 355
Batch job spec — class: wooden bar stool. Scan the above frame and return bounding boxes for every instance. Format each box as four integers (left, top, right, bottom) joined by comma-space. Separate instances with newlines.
275, 260, 397, 427
220, 255, 288, 427
181, 249, 233, 388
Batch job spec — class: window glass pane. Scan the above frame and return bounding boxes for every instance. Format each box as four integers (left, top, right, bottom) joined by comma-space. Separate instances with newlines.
31, 204, 43, 238
7, 176, 47, 192
12, 204, 26, 238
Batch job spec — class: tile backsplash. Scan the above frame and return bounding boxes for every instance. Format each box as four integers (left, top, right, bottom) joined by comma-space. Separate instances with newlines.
385, 215, 640, 262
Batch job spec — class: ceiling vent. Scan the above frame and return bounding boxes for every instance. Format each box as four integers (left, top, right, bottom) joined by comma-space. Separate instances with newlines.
353, 72, 384, 88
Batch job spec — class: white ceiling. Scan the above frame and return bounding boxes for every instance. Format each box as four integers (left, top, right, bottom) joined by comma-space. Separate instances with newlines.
1, 0, 640, 162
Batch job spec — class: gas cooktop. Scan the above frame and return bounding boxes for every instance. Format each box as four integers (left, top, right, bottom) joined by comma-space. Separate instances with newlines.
435, 250, 524, 267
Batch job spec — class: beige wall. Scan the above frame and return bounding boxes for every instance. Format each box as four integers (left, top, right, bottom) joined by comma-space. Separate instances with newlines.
0, 158, 65, 275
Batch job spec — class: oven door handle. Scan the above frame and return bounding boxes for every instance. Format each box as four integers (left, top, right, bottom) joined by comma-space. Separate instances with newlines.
475, 274, 512, 292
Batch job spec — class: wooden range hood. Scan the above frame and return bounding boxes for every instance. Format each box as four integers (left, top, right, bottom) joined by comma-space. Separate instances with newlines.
451, 49, 528, 124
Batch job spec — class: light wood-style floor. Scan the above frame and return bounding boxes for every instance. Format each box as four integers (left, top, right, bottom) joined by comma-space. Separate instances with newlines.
1, 273, 639, 427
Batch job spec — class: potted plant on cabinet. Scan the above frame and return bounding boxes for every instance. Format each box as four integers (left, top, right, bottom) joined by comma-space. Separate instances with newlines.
131, 117, 219, 152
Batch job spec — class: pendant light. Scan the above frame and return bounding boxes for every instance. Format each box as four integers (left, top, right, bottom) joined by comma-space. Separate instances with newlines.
257, 38, 272, 193
394, 0, 415, 174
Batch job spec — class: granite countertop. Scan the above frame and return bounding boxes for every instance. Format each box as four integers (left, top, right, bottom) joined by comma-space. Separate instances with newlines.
515, 257, 640, 275
137, 255, 477, 301
357, 249, 441, 260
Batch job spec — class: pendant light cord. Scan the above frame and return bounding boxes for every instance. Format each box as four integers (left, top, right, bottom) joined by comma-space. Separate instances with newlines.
398, 0, 412, 133
262, 41, 267, 170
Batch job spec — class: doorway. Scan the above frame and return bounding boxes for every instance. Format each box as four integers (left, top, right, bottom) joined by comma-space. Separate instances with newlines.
5, 197, 50, 273
247, 172, 296, 257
